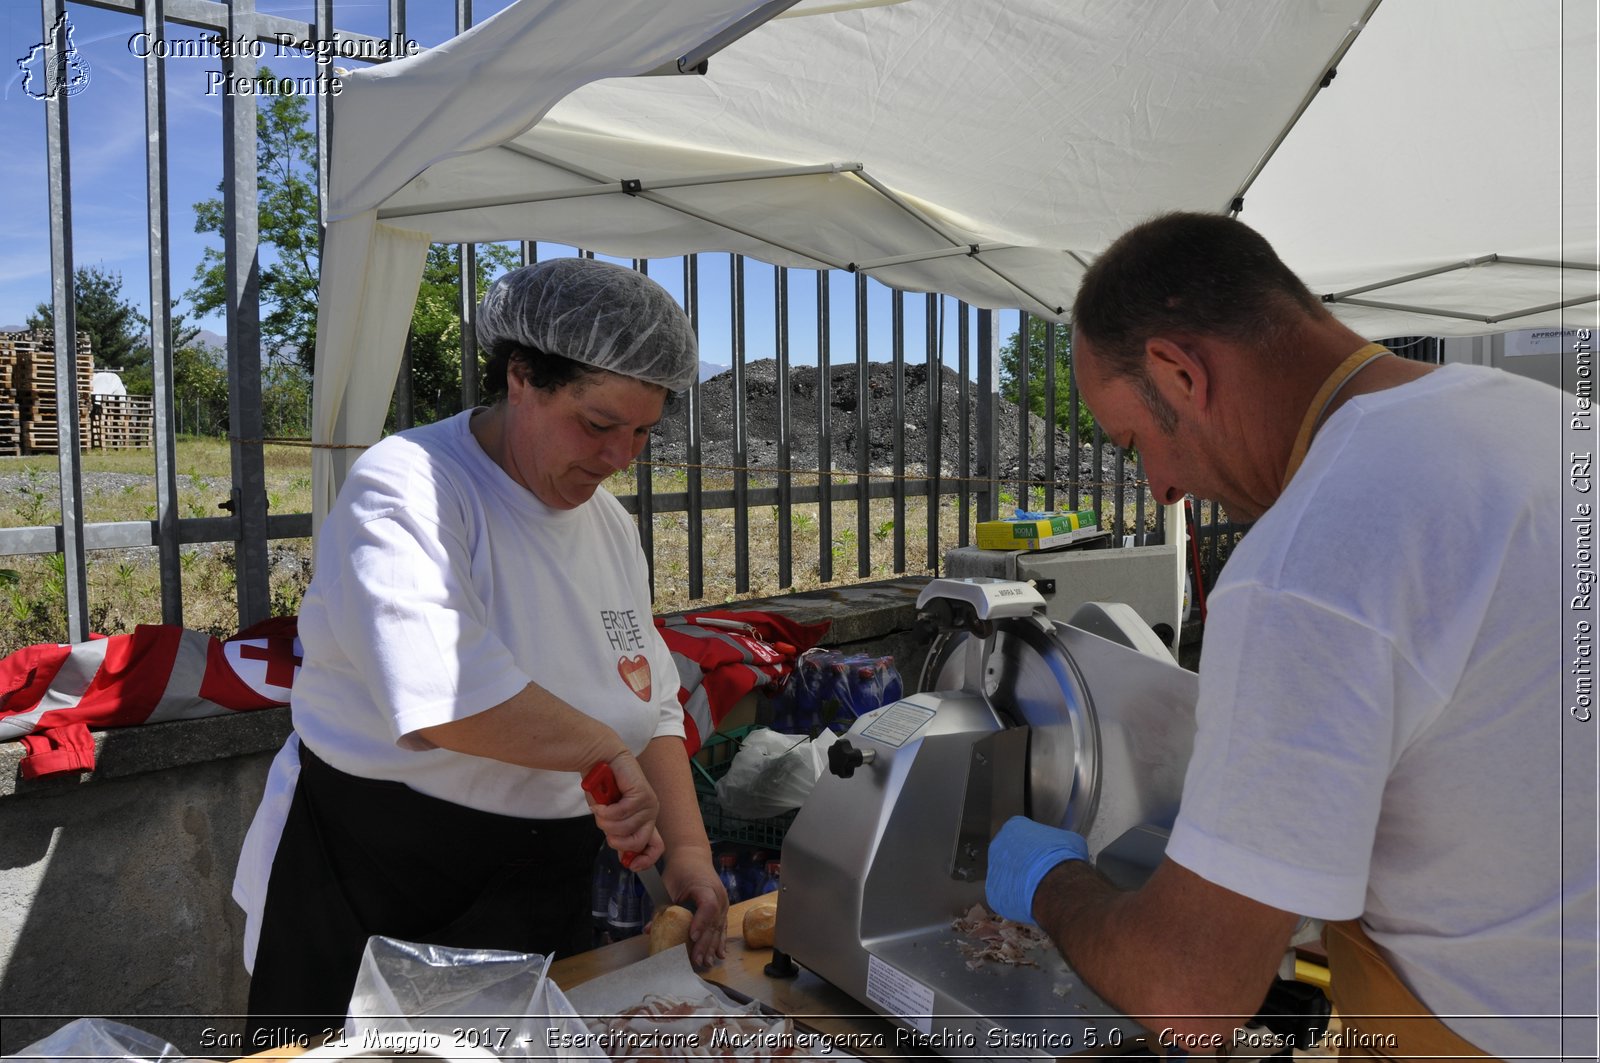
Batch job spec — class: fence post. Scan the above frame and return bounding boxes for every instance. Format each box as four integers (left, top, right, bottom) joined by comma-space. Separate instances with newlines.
41, 0, 90, 642
975, 308, 999, 523
221, 0, 271, 627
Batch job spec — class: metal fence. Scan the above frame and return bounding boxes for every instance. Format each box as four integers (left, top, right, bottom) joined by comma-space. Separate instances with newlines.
5, 0, 1201, 646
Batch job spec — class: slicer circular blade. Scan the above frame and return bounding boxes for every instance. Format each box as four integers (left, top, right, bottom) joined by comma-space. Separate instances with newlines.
919, 616, 1099, 836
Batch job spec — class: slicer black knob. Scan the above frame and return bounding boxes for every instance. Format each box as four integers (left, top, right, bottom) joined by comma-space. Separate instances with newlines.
828, 739, 876, 779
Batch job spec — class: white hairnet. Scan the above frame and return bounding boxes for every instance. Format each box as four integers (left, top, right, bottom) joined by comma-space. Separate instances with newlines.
476, 259, 698, 392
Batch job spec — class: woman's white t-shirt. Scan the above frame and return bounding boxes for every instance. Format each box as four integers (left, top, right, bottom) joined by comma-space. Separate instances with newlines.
235, 409, 683, 967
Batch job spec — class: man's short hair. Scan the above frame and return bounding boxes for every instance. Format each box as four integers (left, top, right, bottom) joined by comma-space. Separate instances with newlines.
1071, 212, 1326, 380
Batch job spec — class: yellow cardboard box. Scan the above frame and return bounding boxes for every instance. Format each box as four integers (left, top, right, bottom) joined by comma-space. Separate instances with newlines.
976, 509, 1099, 551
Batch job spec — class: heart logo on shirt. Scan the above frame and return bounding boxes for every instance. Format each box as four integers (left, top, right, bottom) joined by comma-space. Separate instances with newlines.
617, 655, 652, 701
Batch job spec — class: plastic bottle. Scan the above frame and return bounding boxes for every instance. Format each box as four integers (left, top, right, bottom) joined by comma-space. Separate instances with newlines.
758, 860, 781, 895
739, 849, 770, 900
609, 867, 643, 939
839, 655, 903, 721
783, 658, 816, 735
828, 662, 858, 728
878, 658, 903, 705
590, 846, 620, 946
717, 852, 743, 904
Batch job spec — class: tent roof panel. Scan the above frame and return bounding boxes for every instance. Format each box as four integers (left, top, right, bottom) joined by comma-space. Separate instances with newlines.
542, 0, 1371, 247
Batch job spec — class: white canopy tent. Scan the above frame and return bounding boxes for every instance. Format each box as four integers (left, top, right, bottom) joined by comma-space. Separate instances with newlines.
311, 0, 1599, 527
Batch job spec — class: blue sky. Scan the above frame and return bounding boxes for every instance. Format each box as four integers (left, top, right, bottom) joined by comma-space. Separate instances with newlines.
1, 1, 1006, 374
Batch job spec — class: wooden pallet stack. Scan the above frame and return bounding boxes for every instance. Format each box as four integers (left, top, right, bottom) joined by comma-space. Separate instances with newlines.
2, 330, 94, 454
0, 332, 24, 456
91, 394, 154, 450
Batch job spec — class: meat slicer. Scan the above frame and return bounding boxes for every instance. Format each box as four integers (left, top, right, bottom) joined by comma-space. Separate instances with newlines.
775, 577, 1199, 1059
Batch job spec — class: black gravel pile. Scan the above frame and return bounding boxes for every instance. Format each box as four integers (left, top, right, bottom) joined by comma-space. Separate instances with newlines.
651, 359, 1144, 502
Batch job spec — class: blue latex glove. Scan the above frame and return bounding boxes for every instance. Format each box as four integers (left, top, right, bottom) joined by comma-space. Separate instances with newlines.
985, 815, 1090, 925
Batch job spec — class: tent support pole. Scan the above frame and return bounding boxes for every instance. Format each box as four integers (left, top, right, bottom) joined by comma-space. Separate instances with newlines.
852, 243, 1015, 270
1225, 0, 1384, 213
1495, 256, 1600, 272
376, 160, 863, 220
852, 170, 1065, 315
1328, 254, 1499, 299
473, 147, 856, 272
677, 0, 804, 72
1329, 292, 1599, 324
640, 0, 806, 75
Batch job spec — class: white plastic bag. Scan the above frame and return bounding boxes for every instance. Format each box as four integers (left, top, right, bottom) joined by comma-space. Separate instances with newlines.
714, 728, 837, 819
7, 1018, 186, 1063
345, 936, 605, 1061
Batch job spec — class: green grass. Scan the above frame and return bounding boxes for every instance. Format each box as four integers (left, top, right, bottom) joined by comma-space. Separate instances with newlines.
1, 439, 1156, 653
0, 439, 315, 650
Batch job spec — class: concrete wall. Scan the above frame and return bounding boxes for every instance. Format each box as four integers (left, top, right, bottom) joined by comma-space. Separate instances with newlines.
0, 711, 289, 1054
0, 578, 931, 1056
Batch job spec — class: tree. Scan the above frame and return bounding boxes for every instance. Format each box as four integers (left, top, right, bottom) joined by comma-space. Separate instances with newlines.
999, 315, 1097, 440
120, 304, 207, 397
170, 342, 231, 436
262, 359, 313, 437
27, 264, 149, 370
404, 242, 521, 424
185, 68, 521, 415
188, 67, 320, 371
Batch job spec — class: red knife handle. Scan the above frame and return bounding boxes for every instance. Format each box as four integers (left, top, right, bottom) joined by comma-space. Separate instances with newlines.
581, 762, 622, 805
582, 761, 638, 868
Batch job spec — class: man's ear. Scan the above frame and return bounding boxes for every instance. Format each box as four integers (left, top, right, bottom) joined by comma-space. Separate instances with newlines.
1145, 336, 1210, 411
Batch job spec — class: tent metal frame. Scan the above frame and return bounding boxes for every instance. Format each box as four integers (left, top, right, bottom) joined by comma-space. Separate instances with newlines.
646, 0, 804, 76
1318, 255, 1600, 325
377, 153, 1068, 317
1225, 0, 1386, 215
1217, 0, 1600, 328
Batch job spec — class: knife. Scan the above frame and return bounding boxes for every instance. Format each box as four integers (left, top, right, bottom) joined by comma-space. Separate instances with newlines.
581, 761, 677, 913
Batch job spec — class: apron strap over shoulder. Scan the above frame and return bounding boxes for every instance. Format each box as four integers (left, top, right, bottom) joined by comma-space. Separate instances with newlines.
1323, 919, 1499, 1063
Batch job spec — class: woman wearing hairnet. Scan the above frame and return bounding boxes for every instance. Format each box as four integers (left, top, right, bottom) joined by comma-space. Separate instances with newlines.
235, 259, 726, 1042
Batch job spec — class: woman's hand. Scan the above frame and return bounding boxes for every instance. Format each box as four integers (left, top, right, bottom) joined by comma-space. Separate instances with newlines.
584, 751, 660, 861
634, 735, 726, 966
662, 852, 728, 968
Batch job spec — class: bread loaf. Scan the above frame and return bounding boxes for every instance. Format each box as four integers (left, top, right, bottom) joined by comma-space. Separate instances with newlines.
742, 900, 778, 949
648, 904, 695, 955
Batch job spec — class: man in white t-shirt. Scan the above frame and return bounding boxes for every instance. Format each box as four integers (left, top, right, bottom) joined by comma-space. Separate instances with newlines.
985, 212, 1595, 1060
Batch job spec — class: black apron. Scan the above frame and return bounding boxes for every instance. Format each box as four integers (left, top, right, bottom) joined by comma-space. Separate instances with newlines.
246, 742, 601, 1046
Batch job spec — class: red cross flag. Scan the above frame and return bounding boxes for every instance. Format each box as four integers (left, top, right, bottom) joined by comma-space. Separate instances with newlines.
226, 634, 303, 702
0, 617, 300, 780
